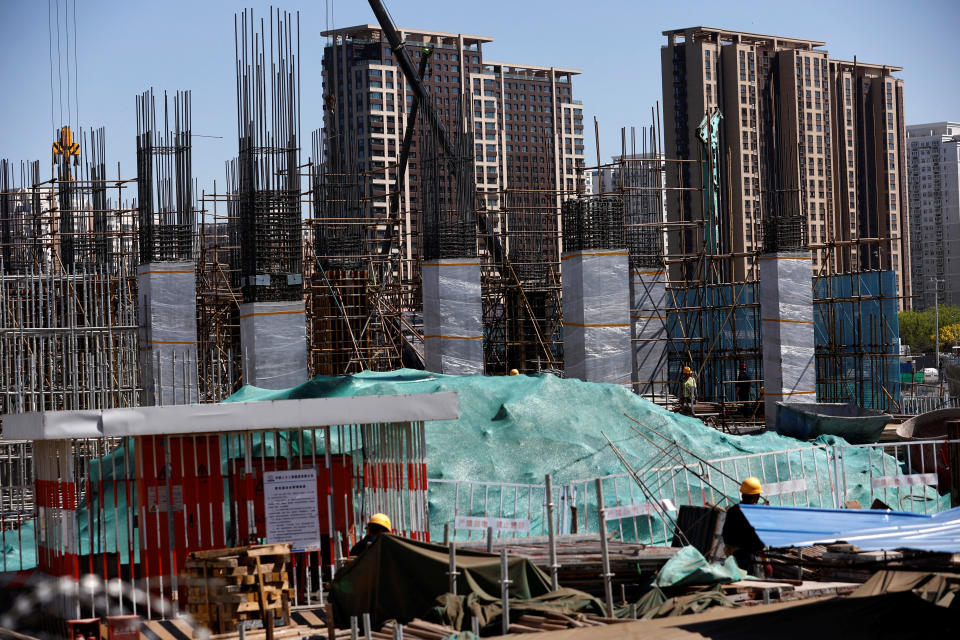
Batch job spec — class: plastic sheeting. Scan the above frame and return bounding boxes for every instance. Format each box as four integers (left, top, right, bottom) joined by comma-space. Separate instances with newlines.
631, 269, 667, 396
653, 546, 749, 588
137, 262, 199, 405
561, 250, 632, 385
238, 300, 308, 389
3, 369, 951, 570
422, 260, 484, 376
223, 370, 950, 542
741, 504, 960, 553
814, 271, 901, 412
759, 253, 816, 426
666, 282, 762, 403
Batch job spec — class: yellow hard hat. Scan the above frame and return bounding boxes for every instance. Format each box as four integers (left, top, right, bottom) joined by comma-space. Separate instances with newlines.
740, 477, 762, 495
682, 366, 692, 375
509, 369, 519, 376
368, 513, 391, 531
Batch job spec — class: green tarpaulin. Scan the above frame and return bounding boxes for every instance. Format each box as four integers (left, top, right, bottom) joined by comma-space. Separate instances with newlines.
330, 534, 605, 630
653, 546, 749, 588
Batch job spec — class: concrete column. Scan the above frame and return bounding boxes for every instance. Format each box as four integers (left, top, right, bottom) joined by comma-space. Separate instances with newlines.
137, 261, 198, 405
422, 259, 484, 375
631, 268, 668, 397
759, 252, 816, 427
562, 249, 632, 385
239, 300, 308, 389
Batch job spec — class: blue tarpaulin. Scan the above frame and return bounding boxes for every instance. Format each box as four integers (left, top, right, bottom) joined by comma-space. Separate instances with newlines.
740, 504, 960, 553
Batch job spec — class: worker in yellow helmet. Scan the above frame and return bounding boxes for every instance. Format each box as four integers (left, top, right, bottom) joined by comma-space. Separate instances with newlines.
680, 366, 697, 415
721, 477, 766, 576
509, 369, 519, 376
349, 513, 392, 556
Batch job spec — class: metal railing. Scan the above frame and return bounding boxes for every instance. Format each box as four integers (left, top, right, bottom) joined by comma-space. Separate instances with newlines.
835, 439, 951, 514
428, 478, 566, 541
428, 439, 959, 544
899, 395, 960, 415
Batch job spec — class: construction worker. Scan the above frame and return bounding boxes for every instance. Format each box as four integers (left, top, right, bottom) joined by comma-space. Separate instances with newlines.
681, 366, 697, 415
509, 369, 520, 376
721, 477, 765, 576
349, 513, 391, 556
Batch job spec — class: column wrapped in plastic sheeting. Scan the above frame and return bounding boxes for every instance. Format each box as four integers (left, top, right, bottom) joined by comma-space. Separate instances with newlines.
422, 259, 484, 375
137, 261, 199, 405
239, 300, 308, 389
631, 268, 667, 397
562, 250, 632, 385
759, 252, 816, 427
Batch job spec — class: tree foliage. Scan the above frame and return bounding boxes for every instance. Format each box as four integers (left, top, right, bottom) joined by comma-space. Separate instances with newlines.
940, 323, 960, 349
899, 305, 960, 352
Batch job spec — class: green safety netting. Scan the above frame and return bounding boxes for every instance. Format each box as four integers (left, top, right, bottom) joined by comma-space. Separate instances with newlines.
224, 370, 949, 541
3, 369, 950, 571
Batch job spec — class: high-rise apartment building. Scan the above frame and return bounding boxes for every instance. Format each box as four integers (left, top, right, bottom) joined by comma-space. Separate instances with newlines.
319, 25, 585, 282
661, 27, 911, 306
907, 122, 960, 309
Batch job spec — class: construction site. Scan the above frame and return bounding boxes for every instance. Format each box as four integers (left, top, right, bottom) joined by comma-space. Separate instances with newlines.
0, 2, 958, 639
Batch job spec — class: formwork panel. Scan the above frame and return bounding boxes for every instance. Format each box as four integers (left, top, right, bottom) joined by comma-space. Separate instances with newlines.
239, 301, 308, 390
561, 250, 632, 385
422, 260, 484, 375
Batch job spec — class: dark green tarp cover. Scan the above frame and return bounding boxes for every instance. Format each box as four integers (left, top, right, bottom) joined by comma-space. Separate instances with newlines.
330, 534, 605, 630
633, 584, 737, 619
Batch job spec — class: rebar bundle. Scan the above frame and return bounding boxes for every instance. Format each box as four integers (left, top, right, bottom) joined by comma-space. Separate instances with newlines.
421, 103, 477, 261
56, 127, 116, 270
234, 8, 302, 303
762, 214, 808, 252
0, 160, 42, 273
311, 128, 365, 269
619, 127, 666, 269
136, 89, 195, 263
561, 196, 625, 252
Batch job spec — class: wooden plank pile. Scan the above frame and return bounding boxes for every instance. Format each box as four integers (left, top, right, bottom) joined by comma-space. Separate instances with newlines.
507, 612, 631, 633
461, 534, 679, 596
184, 543, 294, 634
378, 619, 460, 639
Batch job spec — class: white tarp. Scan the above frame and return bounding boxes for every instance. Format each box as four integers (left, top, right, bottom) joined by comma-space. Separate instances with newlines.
759, 253, 816, 426
422, 259, 484, 375
562, 250, 632, 385
137, 262, 199, 405
239, 300, 308, 389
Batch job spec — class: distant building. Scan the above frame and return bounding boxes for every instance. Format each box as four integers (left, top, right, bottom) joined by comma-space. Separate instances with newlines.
907, 122, 960, 309
660, 26, 911, 307
320, 25, 585, 281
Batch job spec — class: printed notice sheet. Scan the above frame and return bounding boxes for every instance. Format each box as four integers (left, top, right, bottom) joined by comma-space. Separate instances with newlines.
263, 468, 321, 551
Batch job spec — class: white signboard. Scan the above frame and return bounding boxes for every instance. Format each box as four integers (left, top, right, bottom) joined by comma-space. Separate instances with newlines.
454, 516, 531, 533
604, 499, 677, 521
871, 473, 938, 489
263, 468, 321, 551
147, 485, 184, 512
763, 478, 808, 496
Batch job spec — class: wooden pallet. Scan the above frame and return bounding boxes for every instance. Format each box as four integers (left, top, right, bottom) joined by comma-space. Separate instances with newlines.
183, 543, 294, 634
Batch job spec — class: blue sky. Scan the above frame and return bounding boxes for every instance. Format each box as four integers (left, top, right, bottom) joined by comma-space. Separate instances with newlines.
1, 0, 958, 192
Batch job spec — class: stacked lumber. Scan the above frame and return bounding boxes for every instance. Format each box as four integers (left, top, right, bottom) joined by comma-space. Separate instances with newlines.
184, 543, 294, 634
507, 611, 630, 633
378, 619, 459, 639
460, 534, 679, 596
